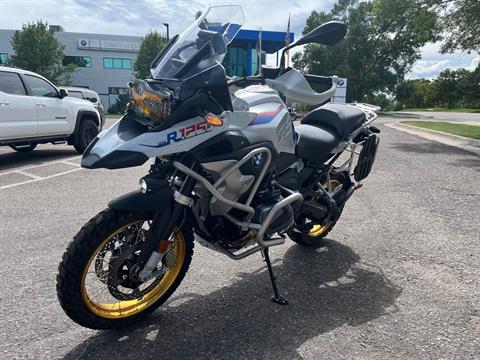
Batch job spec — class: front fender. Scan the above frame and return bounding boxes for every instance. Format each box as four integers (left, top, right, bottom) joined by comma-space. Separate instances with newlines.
108, 184, 173, 212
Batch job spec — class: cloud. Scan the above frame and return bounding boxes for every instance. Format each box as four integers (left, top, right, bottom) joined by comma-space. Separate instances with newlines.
408, 42, 479, 79
1, 0, 476, 79
0, 0, 330, 37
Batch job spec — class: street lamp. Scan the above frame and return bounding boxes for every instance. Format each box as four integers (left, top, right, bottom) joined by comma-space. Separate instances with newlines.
163, 23, 169, 41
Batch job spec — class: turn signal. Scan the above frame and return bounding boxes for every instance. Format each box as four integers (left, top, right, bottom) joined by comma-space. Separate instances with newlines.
205, 113, 223, 126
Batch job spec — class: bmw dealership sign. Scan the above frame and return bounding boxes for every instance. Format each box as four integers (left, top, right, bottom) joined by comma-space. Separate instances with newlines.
331, 78, 347, 104
78, 38, 140, 52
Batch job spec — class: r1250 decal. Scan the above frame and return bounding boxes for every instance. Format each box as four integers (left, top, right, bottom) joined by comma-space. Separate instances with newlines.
141, 121, 213, 148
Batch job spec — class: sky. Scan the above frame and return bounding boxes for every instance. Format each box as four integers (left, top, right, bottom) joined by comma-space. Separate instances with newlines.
0, 0, 478, 79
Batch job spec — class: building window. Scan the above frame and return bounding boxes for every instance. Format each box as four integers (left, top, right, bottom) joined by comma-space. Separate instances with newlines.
223, 46, 248, 77
63, 56, 91, 68
103, 57, 132, 69
0, 53, 9, 65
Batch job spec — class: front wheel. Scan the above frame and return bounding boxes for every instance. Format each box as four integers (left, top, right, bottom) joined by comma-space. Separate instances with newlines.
56, 209, 194, 329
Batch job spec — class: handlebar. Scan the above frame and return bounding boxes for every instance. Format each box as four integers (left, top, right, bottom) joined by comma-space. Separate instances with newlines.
228, 69, 338, 106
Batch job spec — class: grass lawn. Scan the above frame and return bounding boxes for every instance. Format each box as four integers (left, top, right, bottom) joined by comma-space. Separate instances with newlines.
401, 121, 480, 140
401, 108, 480, 113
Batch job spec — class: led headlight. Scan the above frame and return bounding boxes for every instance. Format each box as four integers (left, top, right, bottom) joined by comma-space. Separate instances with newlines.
139, 178, 148, 194
128, 79, 172, 128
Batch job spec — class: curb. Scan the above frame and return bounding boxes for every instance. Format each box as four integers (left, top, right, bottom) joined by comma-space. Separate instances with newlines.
385, 112, 434, 119
385, 122, 480, 156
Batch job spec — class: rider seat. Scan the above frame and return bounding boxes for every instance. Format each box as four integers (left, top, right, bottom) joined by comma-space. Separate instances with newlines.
295, 124, 338, 162
301, 103, 366, 139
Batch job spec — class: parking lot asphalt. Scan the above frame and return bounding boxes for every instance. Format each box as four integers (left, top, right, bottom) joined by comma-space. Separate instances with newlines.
0, 117, 479, 359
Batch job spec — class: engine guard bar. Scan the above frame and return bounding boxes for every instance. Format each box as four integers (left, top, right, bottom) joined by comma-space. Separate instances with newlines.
173, 147, 272, 221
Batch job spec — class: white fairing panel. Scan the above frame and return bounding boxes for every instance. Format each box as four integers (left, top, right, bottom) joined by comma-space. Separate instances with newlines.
90, 112, 255, 159
88, 85, 296, 163
265, 69, 337, 105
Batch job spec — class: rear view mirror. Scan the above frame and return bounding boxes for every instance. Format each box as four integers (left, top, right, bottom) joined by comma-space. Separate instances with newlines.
59, 88, 69, 98
279, 21, 346, 70
89, 98, 98, 103
296, 21, 347, 46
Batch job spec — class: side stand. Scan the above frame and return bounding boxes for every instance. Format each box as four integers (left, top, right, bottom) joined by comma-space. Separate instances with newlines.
261, 248, 289, 305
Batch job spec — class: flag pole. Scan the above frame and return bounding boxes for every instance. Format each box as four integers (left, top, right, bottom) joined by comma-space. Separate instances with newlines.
285, 13, 291, 68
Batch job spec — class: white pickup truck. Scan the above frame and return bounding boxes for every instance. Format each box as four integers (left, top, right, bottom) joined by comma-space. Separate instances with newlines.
0, 66, 102, 153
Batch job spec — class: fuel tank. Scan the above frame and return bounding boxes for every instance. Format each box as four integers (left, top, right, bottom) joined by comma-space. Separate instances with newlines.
233, 85, 296, 155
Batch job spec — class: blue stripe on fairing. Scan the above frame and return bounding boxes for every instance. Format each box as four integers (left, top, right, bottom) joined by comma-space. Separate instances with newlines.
140, 141, 168, 148
249, 105, 283, 126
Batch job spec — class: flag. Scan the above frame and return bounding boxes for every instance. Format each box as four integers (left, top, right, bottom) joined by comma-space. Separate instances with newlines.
285, 13, 291, 48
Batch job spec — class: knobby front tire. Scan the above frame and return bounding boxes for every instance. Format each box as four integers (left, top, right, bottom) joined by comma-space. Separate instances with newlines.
56, 208, 194, 330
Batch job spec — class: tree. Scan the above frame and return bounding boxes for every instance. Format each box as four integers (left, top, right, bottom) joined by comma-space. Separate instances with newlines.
425, 0, 480, 53
11, 21, 73, 84
293, 0, 439, 102
134, 31, 167, 79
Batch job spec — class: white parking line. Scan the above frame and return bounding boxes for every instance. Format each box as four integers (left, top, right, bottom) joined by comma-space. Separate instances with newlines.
14, 169, 44, 180
59, 160, 81, 167
0, 156, 81, 176
0, 167, 83, 190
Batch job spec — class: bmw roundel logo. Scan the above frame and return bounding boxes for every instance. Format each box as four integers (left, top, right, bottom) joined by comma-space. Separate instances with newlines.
252, 153, 263, 167
337, 79, 344, 86
80, 40, 87, 46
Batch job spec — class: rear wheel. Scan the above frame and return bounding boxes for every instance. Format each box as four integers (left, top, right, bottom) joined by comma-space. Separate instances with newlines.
288, 175, 345, 246
57, 209, 194, 329
73, 118, 98, 153
10, 143, 37, 152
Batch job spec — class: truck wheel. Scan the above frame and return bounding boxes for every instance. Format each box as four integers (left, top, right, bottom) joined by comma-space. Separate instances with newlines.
10, 143, 37, 152
74, 119, 98, 154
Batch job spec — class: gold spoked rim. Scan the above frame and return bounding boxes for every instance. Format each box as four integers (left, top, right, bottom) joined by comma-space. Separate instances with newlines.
80, 221, 185, 319
307, 179, 341, 237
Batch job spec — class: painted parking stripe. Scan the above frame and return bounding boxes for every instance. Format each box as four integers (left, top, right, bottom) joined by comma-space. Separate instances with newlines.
0, 156, 81, 176
0, 167, 82, 190
14, 169, 44, 180
59, 160, 81, 167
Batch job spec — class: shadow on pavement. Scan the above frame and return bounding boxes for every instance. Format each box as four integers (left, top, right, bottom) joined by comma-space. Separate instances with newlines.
63, 240, 401, 360
390, 142, 480, 172
0, 148, 78, 171
389, 141, 474, 156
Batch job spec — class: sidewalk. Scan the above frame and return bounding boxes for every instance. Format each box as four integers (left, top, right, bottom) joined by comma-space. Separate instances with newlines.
385, 122, 480, 156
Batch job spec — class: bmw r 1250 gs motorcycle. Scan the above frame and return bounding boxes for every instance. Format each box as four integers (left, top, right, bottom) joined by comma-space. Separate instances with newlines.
57, 5, 380, 330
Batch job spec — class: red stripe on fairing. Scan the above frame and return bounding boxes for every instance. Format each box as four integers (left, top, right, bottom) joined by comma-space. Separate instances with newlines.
250, 105, 284, 125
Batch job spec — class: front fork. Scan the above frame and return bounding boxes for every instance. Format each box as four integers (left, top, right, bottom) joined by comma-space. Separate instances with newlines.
136, 161, 198, 281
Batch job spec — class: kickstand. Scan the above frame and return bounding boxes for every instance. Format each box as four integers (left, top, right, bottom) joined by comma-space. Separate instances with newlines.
261, 248, 289, 305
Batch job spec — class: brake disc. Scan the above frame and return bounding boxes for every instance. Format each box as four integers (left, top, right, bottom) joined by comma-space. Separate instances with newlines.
106, 243, 166, 301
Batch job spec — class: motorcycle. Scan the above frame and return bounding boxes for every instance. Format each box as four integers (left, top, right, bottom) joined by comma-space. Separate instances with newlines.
57, 5, 380, 330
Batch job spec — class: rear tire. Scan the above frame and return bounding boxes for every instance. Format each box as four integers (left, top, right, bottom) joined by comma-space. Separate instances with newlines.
73, 118, 98, 153
56, 208, 194, 330
288, 222, 337, 246
10, 143, 37, 152
289, 172, 347, 247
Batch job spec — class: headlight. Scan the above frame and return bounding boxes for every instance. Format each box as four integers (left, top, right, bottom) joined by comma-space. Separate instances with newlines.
128, 79, 172, 128
139, 178, 148, 194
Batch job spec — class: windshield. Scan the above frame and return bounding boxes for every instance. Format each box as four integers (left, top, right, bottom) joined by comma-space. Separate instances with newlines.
151, 5, 244, 80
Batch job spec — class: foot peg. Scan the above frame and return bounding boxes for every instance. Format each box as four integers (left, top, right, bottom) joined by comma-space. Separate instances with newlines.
261, 248, 288, 305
